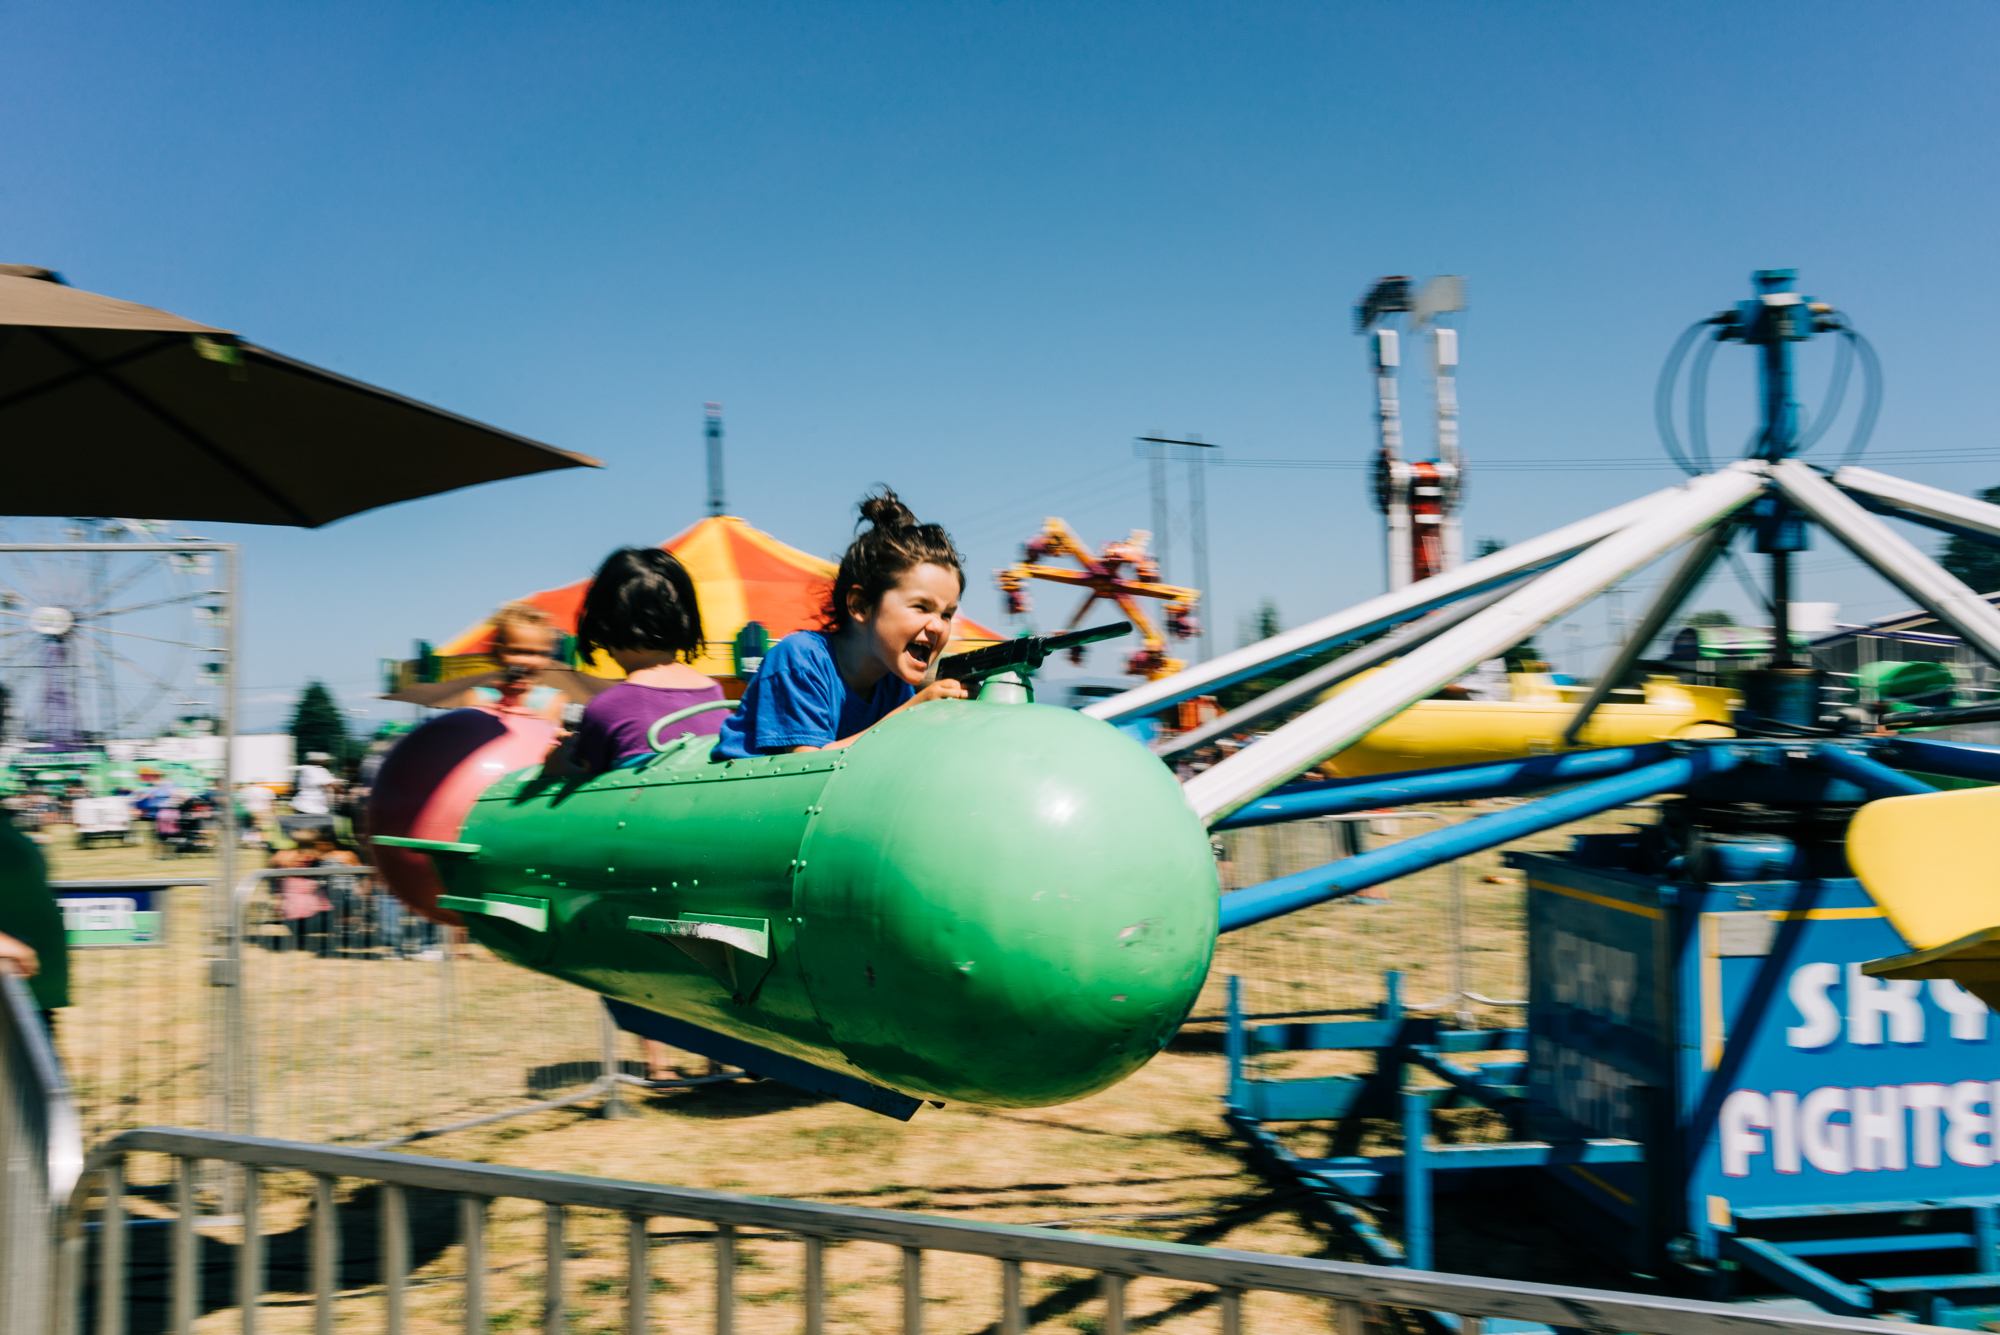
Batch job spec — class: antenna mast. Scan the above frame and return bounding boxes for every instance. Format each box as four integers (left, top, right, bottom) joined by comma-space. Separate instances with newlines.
704, 402, 725, 517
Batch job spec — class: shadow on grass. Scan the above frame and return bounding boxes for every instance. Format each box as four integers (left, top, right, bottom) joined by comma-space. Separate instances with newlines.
648, 1077, 832, 1119
85, 1183, 464, 1335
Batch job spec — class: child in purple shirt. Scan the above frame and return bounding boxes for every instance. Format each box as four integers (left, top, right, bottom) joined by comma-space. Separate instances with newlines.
561, 548, 727, 772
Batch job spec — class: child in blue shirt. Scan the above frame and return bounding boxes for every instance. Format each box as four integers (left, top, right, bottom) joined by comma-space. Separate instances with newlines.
713, 489, 968, 758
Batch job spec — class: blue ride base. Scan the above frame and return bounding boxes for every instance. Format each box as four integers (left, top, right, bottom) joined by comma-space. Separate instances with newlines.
1216, 736, 2000, 1327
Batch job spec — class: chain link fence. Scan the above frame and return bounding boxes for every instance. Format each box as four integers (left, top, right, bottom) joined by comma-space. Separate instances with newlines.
1205, 809, 1547, 1025
51, 868, 634, 1163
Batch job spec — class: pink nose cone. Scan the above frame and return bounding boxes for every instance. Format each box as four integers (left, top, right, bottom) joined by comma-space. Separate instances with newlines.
368, 706, 556, 924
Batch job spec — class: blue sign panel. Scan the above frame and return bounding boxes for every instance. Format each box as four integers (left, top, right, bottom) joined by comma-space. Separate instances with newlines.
1517, 849, 2000, 1261
1688, 881, 1999, 1224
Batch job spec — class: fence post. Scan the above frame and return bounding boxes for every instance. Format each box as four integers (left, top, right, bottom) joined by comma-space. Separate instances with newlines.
312, 1174, 337, 1335
384, 1184, 409, 1335
100, 1158, 126, 1335
599, 1007, 630, 1119
460, 1195, 487, 1335
626, 1212, 649, 1335
171, 1157, 196, 1335
545, 1202, 566, 1335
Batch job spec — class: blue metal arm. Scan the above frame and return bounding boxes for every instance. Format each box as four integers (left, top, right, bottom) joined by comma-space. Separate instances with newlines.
1217, 746, 1740, 933
1876, 736, 2000, 785
1813, 743, 1937, 798
1212, 745, 1673, 830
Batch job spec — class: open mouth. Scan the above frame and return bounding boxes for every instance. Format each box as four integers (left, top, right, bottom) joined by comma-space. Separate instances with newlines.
906, 638, 935, 667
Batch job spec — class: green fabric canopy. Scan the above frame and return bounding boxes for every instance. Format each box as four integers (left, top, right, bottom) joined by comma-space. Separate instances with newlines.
0, 264, 599, 528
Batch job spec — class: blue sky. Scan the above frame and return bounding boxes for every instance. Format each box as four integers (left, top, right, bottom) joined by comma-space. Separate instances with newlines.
5, 2, 1998, 732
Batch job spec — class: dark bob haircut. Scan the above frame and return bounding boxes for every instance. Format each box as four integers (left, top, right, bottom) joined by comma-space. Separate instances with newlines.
823, 487, 964, 631
576, 547, 705, 661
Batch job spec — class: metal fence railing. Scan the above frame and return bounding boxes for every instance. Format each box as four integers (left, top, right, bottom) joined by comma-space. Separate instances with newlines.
58, 1127, 1936, 1335
222, 865, 619, 1146
0, 970, 81, 1335
49, 877, 219, 1147
51, 866, 642, 1163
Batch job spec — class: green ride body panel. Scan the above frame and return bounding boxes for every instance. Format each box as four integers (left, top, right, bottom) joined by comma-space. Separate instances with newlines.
437, 703, 1217, 1107
795, 700, 1216, 1106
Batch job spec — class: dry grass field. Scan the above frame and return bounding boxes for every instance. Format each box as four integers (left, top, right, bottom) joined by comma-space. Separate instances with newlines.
45, 806, 1658, 1333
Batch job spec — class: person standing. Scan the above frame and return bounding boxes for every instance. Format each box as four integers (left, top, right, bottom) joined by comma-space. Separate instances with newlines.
269, 832, 334, 956
290, 756, 335, 817
0, 813, 67, 1030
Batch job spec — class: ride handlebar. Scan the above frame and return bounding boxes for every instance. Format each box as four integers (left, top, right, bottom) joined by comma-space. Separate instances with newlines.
934, 621, 1132, 686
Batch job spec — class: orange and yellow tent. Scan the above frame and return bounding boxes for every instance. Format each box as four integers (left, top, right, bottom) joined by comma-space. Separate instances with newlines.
437, 515, 1003, 680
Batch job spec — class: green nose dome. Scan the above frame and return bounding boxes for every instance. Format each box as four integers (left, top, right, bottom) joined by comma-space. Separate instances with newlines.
795, 700, 1217, 1106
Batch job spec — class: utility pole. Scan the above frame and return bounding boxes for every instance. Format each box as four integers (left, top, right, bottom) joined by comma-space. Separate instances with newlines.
704, 402, 725, 517
1147, 436, 1171, 581
1184, 435, 1213, 663
1135, 435, 1217, 662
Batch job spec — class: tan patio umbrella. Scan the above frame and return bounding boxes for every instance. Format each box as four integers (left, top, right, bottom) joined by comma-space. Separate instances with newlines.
0, 264, 599, 526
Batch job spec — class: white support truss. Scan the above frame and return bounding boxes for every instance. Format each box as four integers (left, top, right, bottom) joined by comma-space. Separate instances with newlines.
1182, 464, 1768, 825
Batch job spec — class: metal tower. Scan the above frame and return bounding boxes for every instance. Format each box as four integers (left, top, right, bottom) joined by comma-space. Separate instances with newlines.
1357, 276, 1466, 591
705, 402, 725, 517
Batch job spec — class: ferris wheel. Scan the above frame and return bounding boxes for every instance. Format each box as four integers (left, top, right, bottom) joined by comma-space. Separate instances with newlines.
0, 518, 219, 747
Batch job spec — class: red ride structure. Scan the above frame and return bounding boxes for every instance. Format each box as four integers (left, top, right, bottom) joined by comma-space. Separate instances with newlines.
1358, 275, 1467, 591
996, 520, 1200, 680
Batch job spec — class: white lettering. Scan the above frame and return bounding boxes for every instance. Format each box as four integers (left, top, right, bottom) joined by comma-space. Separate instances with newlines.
1906, 1084, 1949, 1168
1721, 1089, 1773, 1177
1852, 1086, 1906, 1171
1802, 1086, 1852, 1174
1848, 964, 1925, 1046
1786, 962, 1843, 1048
1932, 981, 1990, 1041
1771, 1090, 1801, 1173
1946, 1080, 1993, 1167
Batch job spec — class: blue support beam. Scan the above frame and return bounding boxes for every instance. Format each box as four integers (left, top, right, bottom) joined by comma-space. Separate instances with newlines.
1403, 1087, 1433, 1272
1877, 736, 2000, 785
1814, 743, 1939, 798
1211, 745, 1674, 830
1217, 746, 1741, 933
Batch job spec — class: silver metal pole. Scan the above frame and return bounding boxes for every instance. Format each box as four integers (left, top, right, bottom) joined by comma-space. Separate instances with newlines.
1771, 458, 2000, 668
1149, 440, 1171, 583
1562, 523, 1734, 746
1084, 487, 1679, 724
1184, 464, 1768, 823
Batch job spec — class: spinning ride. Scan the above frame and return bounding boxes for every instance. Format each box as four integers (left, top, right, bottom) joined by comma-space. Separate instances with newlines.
996, 519, 1199, 679
1082, 270, 2000, 1317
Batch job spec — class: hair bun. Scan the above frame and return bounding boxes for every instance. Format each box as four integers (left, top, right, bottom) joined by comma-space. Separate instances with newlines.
858, 486, 918, 532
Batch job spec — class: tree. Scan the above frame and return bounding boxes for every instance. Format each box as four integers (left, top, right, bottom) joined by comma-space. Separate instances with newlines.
1682, 609, 1737, 628
1942, 485, 2000, 593
289, 680, 349, 766
1237, 598, 1282, 648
